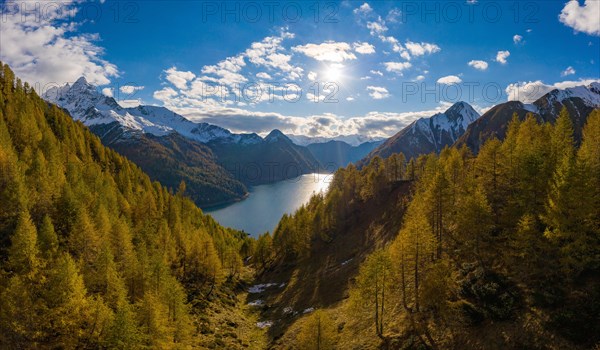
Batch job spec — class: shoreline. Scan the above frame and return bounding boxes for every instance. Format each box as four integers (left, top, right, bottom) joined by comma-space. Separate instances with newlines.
202, 172, 334, 211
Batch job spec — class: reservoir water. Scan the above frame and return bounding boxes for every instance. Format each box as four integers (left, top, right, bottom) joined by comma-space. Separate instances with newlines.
204, 173, 332, 237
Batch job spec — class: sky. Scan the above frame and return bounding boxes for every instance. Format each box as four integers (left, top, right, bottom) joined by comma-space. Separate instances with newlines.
1, 0, 599, 138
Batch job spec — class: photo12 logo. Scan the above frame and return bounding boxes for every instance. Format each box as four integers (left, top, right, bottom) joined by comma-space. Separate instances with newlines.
1, 1, 139, 24
399, 1, 539, 24
200, 1, 339, 23
400, 81, 504, 104
200, 81, 340, 104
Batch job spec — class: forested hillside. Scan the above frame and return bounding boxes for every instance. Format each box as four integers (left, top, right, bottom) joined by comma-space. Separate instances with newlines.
259, 108, 600, 349
0, 63, 257, 348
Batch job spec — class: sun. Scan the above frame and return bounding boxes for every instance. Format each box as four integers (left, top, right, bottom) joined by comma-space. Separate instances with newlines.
323, 64, 344, 82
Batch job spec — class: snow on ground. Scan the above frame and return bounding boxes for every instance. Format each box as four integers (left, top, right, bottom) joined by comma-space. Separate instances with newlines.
303, 307, 315, 314
341, 258, 353, 266
248, 299, 265, 307
256, 321, 273, 329
248, 283, 278, 294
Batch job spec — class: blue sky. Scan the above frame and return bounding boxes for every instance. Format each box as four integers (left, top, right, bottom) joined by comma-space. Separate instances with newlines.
1, 0, 599, 137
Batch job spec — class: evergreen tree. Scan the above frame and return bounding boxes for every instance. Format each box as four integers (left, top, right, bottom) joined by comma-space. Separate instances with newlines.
254, 232, 273, 270
296, 310, 337, 350
8, 209, 39, 275
43, 254, 91, 348
352, 249, 393, 338
38, 214, 58, 258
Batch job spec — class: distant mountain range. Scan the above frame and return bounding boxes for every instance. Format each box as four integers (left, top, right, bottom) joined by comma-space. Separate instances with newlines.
361, 82, 600, 166
307, 140, 383, 169
288, 134, 385, 147
288, 135, 384, 169
456, 82, 600, 153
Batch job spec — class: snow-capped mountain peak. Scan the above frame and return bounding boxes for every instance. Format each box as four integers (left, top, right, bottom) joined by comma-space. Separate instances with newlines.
361, 101, 481, 163
445, 101, 479, 123
74, 76, 88, 85
543, 82, 600, 107
43, 78, 263, 145
412, 101, 480, 146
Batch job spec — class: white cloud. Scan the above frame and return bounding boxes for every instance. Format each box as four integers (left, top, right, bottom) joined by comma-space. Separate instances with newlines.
370, 70, 384, 76
513, 34, 523, 44
561, 66, 576, 76
359, 10, 441, 63
163, 31, 300, 98
354, 3, 373, 16
256, 72, 272, 80
404, 41, 441, 57
307, 71, 318, 81
437, 75, 462, 85
184, 30, 302, 95
293, 42, 357, 62
201, 55, 247, 86
495, 50, 510, 64
346, 97, 355, 101
353, 42, 376, 54
165, 67, 196, 90
384, 61, 412, 74
0, 1, 118, 88
153, 87, 179, 102
559, 0, 600, 36
505, 79, 600, 103
120, 85, 144, 94
243, 31, 302, 80
367, 18, 388, 36
367, 86, 390, 99
156, 30, 308, 110
414, 75, 425, 81
386, 8, 402, 23
468, 60, 489, 70
379, 35, 405, 57
102, 87, 114, 98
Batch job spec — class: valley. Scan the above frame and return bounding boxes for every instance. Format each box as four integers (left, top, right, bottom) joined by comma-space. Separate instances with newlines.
1, 1, 599, 348
205, 173, 331, 237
